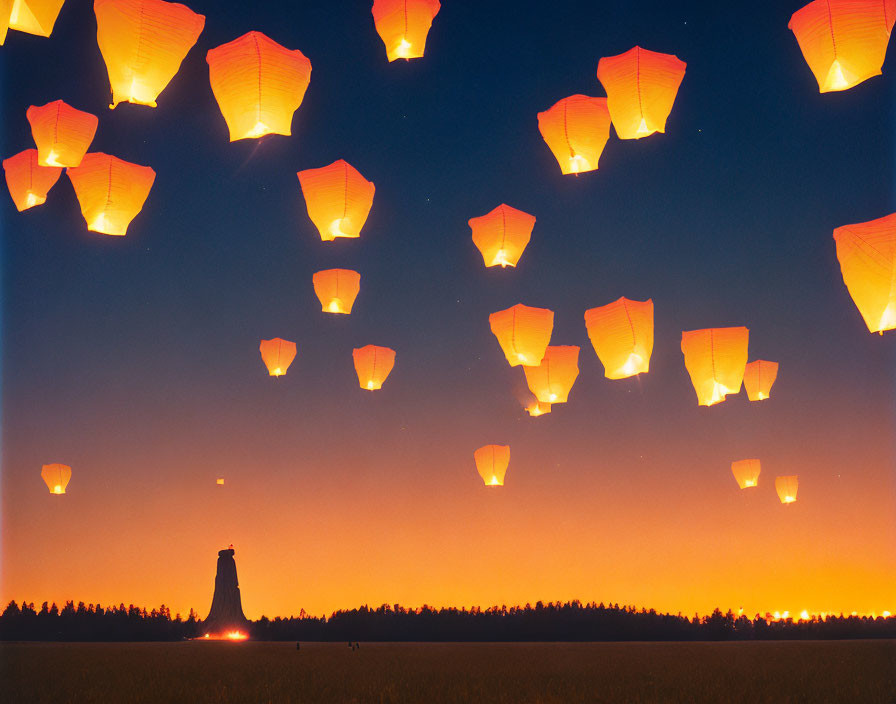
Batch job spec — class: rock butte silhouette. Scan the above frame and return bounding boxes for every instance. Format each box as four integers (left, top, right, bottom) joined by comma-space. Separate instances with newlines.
202, 546, 249, 638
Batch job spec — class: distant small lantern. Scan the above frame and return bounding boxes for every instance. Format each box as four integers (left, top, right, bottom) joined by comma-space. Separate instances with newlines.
776, 475, 799, 504
297, 160, 375, 241
731, 459, 761, 489
743, 360, 779, 401
207, 31, 311, 141
312, 269, 361, 314
489, 303, 554, 367
353, 345, 395, 390
372, 0, 441, 61
259, 338, 297, 377
680, 327, 749, 406
584, 297, 654, 379
474, 444, 509, 486
3, 149, 62, 211
1, 0, 65, 44
216, 477, 225, 485
41, 463, 72, 494
523, 345, 580, 404
26, 100, 98, 168
537, 95, 611, 175
469, 204, 535, 268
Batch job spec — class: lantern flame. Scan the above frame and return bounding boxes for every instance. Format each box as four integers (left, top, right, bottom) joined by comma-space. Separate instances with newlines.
246, 121, 270, 139
226, 631, 247, 640
53, 484, 63, 494
493, 249, 510, 267
366, 380, 374, 390
126, 77, 156, 107
488, 476, 500, 486
880, 303, 896, 333
824, 60, 852, 92
327, 300, 343, 313
24, 192, 42, 208
619, 353, 644, 377
395, 38, 412, 58
744, 480, 756, 488
44, 150, 62, 167
568, 154, 591, 173
328, 219, 349, 238
636, 118, 650, 135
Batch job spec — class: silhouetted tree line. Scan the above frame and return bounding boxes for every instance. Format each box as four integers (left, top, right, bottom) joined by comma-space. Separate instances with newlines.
3, 599, 894, 641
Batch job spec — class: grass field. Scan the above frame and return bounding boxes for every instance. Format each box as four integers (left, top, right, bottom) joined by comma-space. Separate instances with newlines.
2, 640, 894, 703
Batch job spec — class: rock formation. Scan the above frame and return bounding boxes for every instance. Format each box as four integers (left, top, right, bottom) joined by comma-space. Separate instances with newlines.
202, 546, 250, 637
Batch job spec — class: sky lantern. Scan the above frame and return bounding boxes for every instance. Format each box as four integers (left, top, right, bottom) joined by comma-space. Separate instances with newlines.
537, 95, 611, 175
743, 360, 779, 401
372, 0, 441, 61
474, 444, 509, 486
596, 46, 686, 139
26, 100, 98, 168
776, 475, 799, 504
584, 297, 654, 379
66, 152, 155, 236
207, 31, 311, 141
353, 345, 396, 390
469, 204, 535, 268
731, 459, 761, 489
523, 345, 580, 404
833, 213, 896, 334
312, 269, 361, 314
788, 0, 896, 92
1, 0, 65, 44
94, 0, 205, 108
297, 160, 374, 241
526, 400, 551, 417
680, 327, 749, 406
41, 463, 71, 495
259, 338, 296, 377
489, 303, 554, 367
216, 478, 225, 485
3, 149, 62, 211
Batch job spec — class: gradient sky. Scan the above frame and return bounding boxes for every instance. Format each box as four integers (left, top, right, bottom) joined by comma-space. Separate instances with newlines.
2, 0, 894, 620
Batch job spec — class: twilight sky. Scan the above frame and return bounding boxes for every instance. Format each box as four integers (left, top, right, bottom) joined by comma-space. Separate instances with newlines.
2, 0, 894, 619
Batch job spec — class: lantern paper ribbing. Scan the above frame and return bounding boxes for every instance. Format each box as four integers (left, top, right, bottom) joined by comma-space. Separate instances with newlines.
94, 0, 205, 108
207, 31, 311, 141
3, 149, 62, 211
584, 297, 654, 379
297, 160, 375, 241
66, 152, 155, 236
26, 100, 98, 167
537, 95, 611, 175
743, 360, 779, 401
469, 204, 535, 268
41, 463, 71, 494
523, 345, 580, 404
474, 444, 509, 486
489, 304, 554, 367
680, 327, 749, 406
259, 338, 296, 377
1, 0, 65, 43
353, 345, 395, 390
789, 0, 896, 92
776, 475, 799, 504
313, 269, 361, 314
372, 0, 441, 61
731, 459, 761, 489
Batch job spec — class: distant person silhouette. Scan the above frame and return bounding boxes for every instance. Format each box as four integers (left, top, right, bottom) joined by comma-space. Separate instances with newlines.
296, 642, 300, 650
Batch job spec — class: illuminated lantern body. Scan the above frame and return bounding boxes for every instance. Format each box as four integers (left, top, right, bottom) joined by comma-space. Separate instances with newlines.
776, 475, 799, 504
489, 304, 554, 367
596, 46, 686, 139
833, 213, 896, 334
469, 204, 535, 268
372, 0, 440, 61
537, 95, 611, 175
94, 0, 205, 108
66, 152, 155, 236
41, 463, 71, 494
297, 160, 374, 241
523, 345, 580, 404
353, 345, 395, 390
207, 31, 311, 141
26, 100, 98, 168
474, 444, 509, 486
526, 401, 552, 417
731, 459, 761, 489
584, 297, 654, 379
312, 268, 361, 314
743, 360, 779, 401
788, 0, 896, 92
680, 327, 749, 406
259, 338, 297, 377
2, 0, 65, 42
216, 478, 225, 485
3, 149, 62, 211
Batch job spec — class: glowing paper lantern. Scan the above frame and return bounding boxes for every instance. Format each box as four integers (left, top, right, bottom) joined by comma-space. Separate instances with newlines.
216, 478, 225, 485
788, 0, 896, 92
833, 213, 896, 334
2, 149, 62, 211
523, 345, 580, 404
776, 475, 799, 504
353, 345, 395, 390
372, 0, 440, 61
489, 304, 554, 367
584, 297, 654, 379
526, 401, 551, 417
680, 327, 749, 406
207, 31, 311, 141
474, 444, 509, 486
731, 459, 761, 489
469, 204, 535, 268
26, 100, 98, 167
596, 46, 686, 139
312, 269, 361, 314
1, 0, 65, 43
297, 160, 375, 241
743, 360, 779, 401
41, 463, 71, 494
259, 338, 296, 377
94, 0, 205, 108
537, 95, 611, 175
66, 152, 155, 236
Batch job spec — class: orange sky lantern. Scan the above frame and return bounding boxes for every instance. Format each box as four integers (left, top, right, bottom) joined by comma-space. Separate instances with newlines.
3, 149, 62, 211
207, 31, 311, 141
731, 459, 761, 489
297, 160, 374, 241
1, 0, 65, 44
789, 0, 896, 92
26, 100, 98, 168
312, 269, 361, 314
743, 360, 779, 401
216, 478, 225, 485
94, 0, 205, 108
584, 297, 653, 379
353, 345, 396, 390
776, 475, 799, 504
66, 152, 155, 236
474, 444, 509, 486
41, 463, 71, 494
681, 327, 749, 406
489, 303, 554, 367
469, 204, 535, 268
833, 212, 896, 334
523, 345, 580, 404
259, 338, 297, 377
372, 0, 441, 61
537, 95, 611, 175
526, 400, 552, 417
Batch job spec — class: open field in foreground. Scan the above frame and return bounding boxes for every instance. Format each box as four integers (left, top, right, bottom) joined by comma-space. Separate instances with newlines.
2, 640, 894, 703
